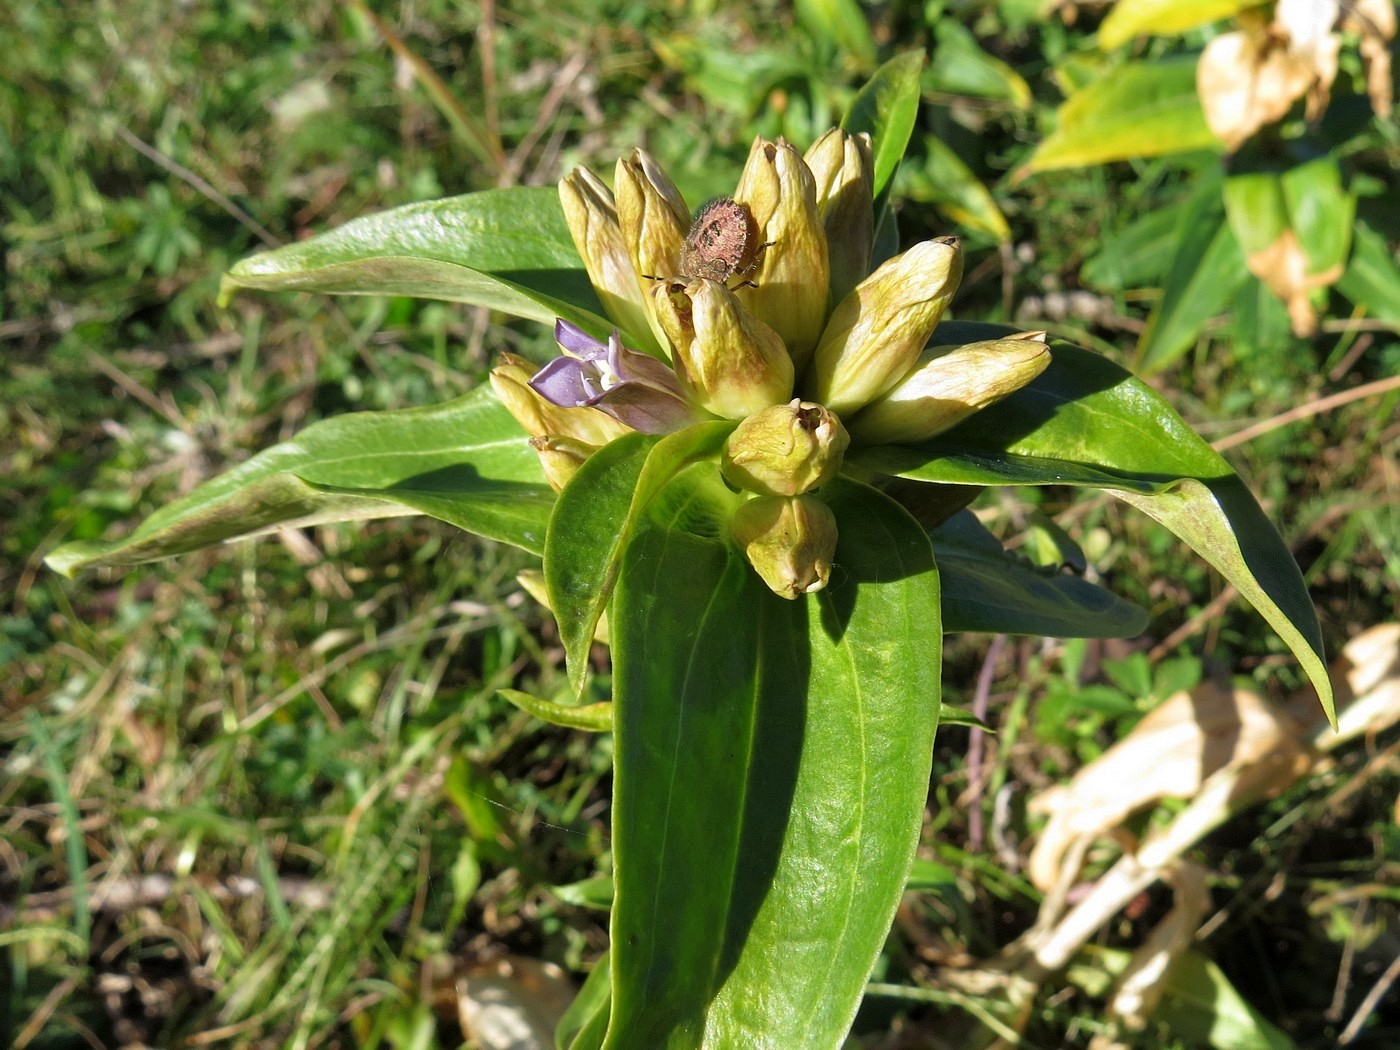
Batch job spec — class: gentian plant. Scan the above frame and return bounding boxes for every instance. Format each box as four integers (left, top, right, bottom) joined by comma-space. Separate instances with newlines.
47, 56, 1333, 1048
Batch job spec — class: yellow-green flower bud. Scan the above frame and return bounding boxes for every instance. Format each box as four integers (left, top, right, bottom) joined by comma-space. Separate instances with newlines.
615, 149, 691, 350
731, 494, 838, 599
803, 128, 874, 307
733, 138, 830, 371
489, 353, 631, 447
721, 399, 849, 496
847, 334, 1052, 446
651, 278, 794, 419
529, 434, 596, 492
805, 237, 963, 416
559, 166, 655, 353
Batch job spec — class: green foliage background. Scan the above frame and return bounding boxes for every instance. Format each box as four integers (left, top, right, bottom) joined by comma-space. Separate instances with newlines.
3, 1, 1397, 1047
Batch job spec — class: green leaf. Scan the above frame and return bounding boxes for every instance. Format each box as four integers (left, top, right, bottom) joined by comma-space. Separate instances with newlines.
898, 134, 1012, 244
605, 477, 940, 1048
549, 877, 614, 911
498, 690, 613, 732
1137, 178, 1249, 374
794, 0, 876, 65
932, 511, 1149, 638
1281, 155, 1354, 279
546, 423, 735, 696
843, 50, 926, 204
926, 20, 1032, 108
1021, 57, 1218, 174
221, 187, 616, 338
1156, 949, 1296, 1050
1081, 205, 1182, 291
558, 952, 613, 1050
1335, 220, 1400, 326
45, 385, 553, 576
851, 326, 1333, 721
1098, 0, 1267, 49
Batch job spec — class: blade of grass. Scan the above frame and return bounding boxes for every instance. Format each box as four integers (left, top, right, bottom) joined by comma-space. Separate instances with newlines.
25, 711, 91, 952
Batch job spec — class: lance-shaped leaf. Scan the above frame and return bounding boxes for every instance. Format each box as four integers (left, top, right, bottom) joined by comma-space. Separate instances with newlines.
545, 422, 735, 696
221, 187, 618, 339
850, 323, 1333, 722
45, 385, 553, 576
842, 50, 925, 228
605, 475, 940, 1048
932, 510, 1149, 638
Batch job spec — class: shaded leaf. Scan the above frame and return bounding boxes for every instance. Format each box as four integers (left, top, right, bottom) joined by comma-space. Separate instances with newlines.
1335, 220, 1400, 326
932, 511, 1149, 638
1137, 187, 1248, 374
794, 0, 876, 65
546, 423, 734, 697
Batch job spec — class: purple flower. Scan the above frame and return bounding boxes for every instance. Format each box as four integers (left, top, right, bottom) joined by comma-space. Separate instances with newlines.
530, 320, 703, 434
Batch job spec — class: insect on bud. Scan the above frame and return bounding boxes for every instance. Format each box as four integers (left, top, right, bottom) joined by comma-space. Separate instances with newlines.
651, 279, 794, 420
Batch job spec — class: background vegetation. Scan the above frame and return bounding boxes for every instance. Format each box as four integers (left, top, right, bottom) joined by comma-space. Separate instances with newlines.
3, 1, 1396, 1047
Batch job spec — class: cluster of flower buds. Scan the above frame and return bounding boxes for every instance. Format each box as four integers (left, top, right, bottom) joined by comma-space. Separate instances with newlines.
493, 129, 1051, 597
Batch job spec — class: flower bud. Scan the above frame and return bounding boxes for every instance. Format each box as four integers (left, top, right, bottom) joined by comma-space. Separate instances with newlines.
616, 149, 692, 350
806, 237, 963, 416
721, 399, 849, 497
651, 278, 794, 419
559, 166, 655, 352
847, 334, 1052, 446
529, 435, 595, 492
804, 128, 874, 307
733, 138, 830, 370
731, 494, 838, 599
490, 352, 631, 446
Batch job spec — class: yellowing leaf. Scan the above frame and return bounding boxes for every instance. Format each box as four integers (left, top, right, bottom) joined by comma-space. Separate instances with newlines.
1098, 0, 1268, 50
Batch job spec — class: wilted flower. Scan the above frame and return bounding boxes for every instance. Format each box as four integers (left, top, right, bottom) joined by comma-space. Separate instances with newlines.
529, 320, 702, 435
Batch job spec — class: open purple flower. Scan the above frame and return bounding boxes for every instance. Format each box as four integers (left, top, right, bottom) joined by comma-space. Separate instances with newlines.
530, 320, 703, 434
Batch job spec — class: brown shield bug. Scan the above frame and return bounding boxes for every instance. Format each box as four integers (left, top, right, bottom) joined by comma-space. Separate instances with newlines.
648, 197, 772, 289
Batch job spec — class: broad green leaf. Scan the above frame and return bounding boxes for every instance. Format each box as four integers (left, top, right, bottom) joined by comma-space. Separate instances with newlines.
557, 952, 613, 1050
898, 134, 1012, 244
498, 690, 613, 732
1335, 220, 1400, 326
794, 0, 876, 65
606, 476, 940, 1048
221, 187, 616, 338
1021, 57, 1218, 174
926, 20, 1032, 108
850, 325, 1333, 720
1099, 0, 1267, 49
843, 50, 926, 201
546, 423, 735, 696
932, 511, 1149, 638
45, 385, 553, 576
1137, 180, 1248, 374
